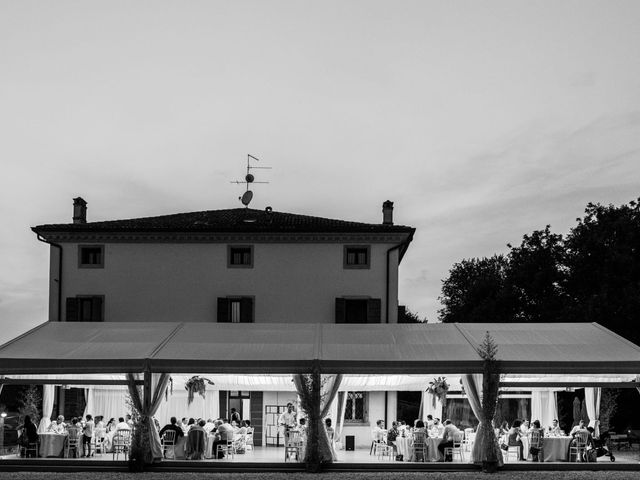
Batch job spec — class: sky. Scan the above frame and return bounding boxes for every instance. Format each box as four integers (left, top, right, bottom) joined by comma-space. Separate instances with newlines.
1, 0, 639, 344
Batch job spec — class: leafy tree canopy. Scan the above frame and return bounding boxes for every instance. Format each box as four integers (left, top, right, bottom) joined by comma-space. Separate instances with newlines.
439, 198, 640, 345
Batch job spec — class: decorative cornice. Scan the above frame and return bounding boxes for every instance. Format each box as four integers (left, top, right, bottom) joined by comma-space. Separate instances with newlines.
37, 231, 412, 244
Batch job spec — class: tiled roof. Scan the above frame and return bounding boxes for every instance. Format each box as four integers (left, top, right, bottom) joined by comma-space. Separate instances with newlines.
32, 208, 415, 234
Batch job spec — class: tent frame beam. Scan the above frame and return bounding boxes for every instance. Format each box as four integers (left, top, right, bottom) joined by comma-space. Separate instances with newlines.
499, 381, 640, 388
0, 378, 144, 386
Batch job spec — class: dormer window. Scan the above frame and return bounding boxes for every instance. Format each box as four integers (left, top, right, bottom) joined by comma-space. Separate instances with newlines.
78, 245, 104, 268
344, 246, 370, 269
228, 245, 253, 268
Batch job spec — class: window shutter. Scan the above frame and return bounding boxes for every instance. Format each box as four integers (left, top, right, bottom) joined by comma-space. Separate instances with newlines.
217, 298, 230, 322
92, 297, 103, 322
240, 297, 253, 323
66, 297, 79, 322
335, 298, 346, 324
367, 298, 382, 323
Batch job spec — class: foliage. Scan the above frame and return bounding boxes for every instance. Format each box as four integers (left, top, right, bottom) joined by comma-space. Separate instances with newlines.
125, 393, 146, 471
17, 385, 41, 424
426, 377, 449, 408
599, 388, 620, 433
184, 376, 214, 406
476, 332, 502, 472
398, 307, 428, 323
439, 198, 640, 346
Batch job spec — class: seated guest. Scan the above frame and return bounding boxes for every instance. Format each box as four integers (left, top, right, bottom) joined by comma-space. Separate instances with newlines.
95, 416, 105, 429
235, 420, 248, 437
298, 418, 307, 436
426, 414, 434, 429
186, 420, 207, 460
430, 418, 445, 437
387, 421, 400, 443
159, 416, 185, 440
48, 415, 66, 434
203, 418, 216, 434
570, 420, 586, 437
115, 417, 130, 431
20, 415, 39, 458
414, 420, 426, 434
186, 418, 196, 432
499, 421, 509, 437
325, 418, 335, 442
549, 419, 562, 436
126, 414, 134, 427
105, 418, 116, 433
212, 419, 235, 459
180, 417, 189, 434
508, 420, 525, 461
437, 420, 459, 462
371, 419, 386, 443
529, 420, 545, 462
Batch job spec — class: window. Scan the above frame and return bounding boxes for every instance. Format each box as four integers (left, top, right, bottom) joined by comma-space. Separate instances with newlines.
228, 245, 253, 268
65, 296, 104, 322
344, 245, 370, 269
344, 391, 368, 423
78, 245, 104, 268
217, 297, 254, 322
335, 298, 381, 323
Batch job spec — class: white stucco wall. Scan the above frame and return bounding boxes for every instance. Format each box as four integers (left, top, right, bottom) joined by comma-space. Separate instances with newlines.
52, 242, 401, 324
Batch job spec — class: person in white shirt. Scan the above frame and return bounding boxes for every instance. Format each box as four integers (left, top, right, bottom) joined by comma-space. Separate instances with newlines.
278, 403, 297, 431
570, 420, 586, 437
115, 417, 130, 431
126, 414, 134, 427
426, 414, 434, 429
371, 419, 387, 443
549, 419, 562, 436
203, 419, 216, 434
48, 415, 66, 434
520, 420, 530, 435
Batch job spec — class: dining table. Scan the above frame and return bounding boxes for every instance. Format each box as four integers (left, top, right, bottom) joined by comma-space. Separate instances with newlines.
542, 436, 572, 462
393, 435, 444, 462
39, 432, 67, 457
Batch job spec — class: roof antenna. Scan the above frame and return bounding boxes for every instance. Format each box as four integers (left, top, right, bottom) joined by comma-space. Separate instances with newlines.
230, 154, 271, 208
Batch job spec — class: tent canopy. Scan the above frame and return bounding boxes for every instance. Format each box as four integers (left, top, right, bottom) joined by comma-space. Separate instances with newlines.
1, 321, 639, 375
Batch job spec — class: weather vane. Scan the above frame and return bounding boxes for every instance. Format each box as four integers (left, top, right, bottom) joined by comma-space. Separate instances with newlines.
230, 154, 271, 207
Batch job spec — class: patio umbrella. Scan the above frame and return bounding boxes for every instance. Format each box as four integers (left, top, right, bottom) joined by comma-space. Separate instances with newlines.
572, 397, 581, 426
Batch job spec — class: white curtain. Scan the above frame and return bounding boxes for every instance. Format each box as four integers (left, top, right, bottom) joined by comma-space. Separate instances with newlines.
83, 388, 95, 419
531, 390, 558, 429
154, 389, 219, 426
584, 387, 601, 437
37, 385, 55, 433
92, 388, 130, 423
423, 391, 443, 420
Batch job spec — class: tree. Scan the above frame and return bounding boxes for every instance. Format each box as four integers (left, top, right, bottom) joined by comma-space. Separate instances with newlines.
17, 385, 41, 424
438, 255, 516, 323
398, 307, 427, 323
563, 200, 640, 344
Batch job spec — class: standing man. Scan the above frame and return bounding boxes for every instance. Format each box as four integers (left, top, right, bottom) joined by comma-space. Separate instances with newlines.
230, 408, 242, 426
278, 403, 297, 431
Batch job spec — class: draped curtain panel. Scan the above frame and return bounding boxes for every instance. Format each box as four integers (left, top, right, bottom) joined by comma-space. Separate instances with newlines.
531, 390, 559, 429
92, 388, 130, 423
37, 384, 55, 433
584, 387, 601, 437
293, 373, 343, 464
154, 389, 220, 426
423, 391, 443, 421
462, 373, 503, 466
126, 373, 171, 464
83, 388, 95, 420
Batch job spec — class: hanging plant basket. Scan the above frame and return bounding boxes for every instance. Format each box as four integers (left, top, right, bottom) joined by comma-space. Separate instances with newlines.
426, 376, 449, 409
184, 376, 214, 406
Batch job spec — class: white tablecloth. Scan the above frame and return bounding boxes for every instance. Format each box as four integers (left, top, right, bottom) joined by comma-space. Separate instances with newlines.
394, 436, 413, 460
39, 433, 66, 457
393, 436, 443, 462
542, 436, 572, 462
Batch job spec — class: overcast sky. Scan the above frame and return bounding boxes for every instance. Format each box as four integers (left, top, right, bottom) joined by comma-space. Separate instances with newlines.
1, 0, 639, 344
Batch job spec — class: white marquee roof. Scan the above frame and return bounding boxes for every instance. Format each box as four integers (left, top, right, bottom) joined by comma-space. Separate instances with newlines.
1, 321, 639, 376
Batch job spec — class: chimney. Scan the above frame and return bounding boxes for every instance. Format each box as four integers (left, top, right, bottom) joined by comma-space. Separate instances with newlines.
382, 200, 394, 225
73, 197, 87, 224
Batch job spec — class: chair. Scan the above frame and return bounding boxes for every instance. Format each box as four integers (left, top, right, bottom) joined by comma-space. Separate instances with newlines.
186, 428, 206, 460
284, 430, 302, 462
66, 427, 81, 458
444, 431, 465, 462
244, 427, 254, 451
412, 432, 427, 462
112, 429, 131, 460
529, 430, 543, 461
162, 430, 177, 459
463, 429, 475, 452
571, 431, 589, 462
92, 428, 106, 456
216, 440, 236, 460
20, 440, 39, 458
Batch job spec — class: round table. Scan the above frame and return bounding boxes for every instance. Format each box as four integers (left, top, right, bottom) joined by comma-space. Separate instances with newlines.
39, 433, 67, 457
394, 436, 414, 461
394, 436, 444, 462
